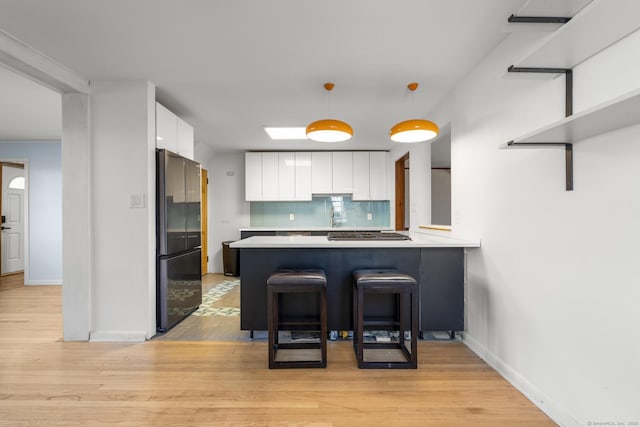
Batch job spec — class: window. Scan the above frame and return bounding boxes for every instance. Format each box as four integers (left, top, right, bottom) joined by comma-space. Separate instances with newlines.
8, 177, 25, 190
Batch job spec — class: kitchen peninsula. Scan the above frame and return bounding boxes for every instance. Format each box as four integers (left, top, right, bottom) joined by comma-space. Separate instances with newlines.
231, 231, 479, 336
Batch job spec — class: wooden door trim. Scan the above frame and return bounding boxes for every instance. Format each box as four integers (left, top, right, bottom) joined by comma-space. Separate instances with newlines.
395, 153, 409, 231
201, 168, 208, 275
0, 162, 3, 275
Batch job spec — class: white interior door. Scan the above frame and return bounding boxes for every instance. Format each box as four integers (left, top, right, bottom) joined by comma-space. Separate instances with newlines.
2, 165, 25, 275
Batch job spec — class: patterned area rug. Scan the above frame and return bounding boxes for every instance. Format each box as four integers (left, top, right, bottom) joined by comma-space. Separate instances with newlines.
191, 279, 240, 317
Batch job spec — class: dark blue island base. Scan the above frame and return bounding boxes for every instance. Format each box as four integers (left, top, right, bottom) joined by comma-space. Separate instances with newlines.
238, 247, 464, 334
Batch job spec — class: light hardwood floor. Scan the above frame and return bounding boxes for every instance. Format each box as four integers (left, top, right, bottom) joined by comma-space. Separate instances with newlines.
0, 272, 24, 292
154, 273, 251, 341
0, 275, 556, 426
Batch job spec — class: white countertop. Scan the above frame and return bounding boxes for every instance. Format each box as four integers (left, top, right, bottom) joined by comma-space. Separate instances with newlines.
240, 226, 394, 231
231, 230, 480, 249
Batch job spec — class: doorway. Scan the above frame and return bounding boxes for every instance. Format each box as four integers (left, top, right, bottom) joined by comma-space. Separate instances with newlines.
430, 128, 452, 226
395, 153, 410, 231
0, 161, 27, 281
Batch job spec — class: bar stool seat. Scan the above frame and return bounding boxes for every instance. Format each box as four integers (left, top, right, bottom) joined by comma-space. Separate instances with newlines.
352, 269, 418, 369
267, 269, 327, 369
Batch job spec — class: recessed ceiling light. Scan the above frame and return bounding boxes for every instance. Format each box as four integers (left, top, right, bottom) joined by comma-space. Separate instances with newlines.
264, 127, 308, 140
156, 136, 164, 141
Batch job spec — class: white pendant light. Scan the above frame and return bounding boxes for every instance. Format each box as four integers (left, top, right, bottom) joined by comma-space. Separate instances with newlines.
306, 83, 353, 142
390, 82, 439, 143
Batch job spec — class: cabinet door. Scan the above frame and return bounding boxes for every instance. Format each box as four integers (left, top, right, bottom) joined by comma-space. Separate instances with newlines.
295, 152, 312, 201
245, 152, 262, 201
278, 152, 295, 200
177, 117, 194, 160
156, 102, 178, 153
369, 151, 389, 200
332, 151, 353, 194
352, 152, 370, 200
261, 152, 279, 201
311, 152, 332, 194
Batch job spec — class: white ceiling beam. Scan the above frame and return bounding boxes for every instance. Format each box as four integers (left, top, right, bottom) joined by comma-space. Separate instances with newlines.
0, 28, 89, 94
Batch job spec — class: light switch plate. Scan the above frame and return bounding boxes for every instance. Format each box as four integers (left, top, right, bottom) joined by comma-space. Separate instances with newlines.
367, 213, 373, 221
129, 193, 145, 209
289, 213, 295, 221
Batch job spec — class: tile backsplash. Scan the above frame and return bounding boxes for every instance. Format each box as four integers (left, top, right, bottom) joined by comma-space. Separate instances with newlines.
250, 196, 390, 228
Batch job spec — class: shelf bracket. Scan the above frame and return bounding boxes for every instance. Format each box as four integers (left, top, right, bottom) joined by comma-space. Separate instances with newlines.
508, 66, 573, 117
506, 141, 574, 191
507, 14, 571, 24
504, 12, 581, 192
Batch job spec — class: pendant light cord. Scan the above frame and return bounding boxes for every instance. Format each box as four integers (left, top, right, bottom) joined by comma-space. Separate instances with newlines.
327, 88, 331, 116
323, 82, 335, 118
409, 82, 418, 112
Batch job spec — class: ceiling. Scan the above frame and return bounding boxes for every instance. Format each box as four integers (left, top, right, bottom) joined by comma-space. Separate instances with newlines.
0, 0, 592, 152
0, 65, 61, 140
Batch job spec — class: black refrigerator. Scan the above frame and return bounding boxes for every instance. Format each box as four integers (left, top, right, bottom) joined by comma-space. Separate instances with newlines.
156, 149, 202, 333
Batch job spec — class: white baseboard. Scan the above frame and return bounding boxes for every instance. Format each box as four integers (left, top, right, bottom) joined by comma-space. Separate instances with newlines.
463, 333, 580, 427
90, 330, 147, 342
25, 279, 62, 285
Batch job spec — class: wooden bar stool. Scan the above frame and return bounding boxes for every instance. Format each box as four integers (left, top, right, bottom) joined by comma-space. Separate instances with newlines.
352, 269, 418, 369
267, 269, 327, 369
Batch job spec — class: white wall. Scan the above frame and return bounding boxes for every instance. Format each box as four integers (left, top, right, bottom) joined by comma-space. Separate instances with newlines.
431, 169, 451, 225
89, 81, 156, 341
200, 151, 249, 273
449, 28, 640, 425
390, 142, 431, 231
0, 141, 61, 284
62, 92, 92, 341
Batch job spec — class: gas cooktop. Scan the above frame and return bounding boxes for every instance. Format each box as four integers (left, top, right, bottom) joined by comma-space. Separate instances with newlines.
327, 231, 411, 241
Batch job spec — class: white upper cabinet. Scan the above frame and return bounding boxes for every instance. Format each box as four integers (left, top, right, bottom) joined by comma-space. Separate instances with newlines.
245, 152, 262, 201
246, 151, 389, 201
177, 117, 194, 160
156, 102, 194, 159
261, 152, 279, 201
352, 151, 389, 200
245, 152, 312, 201
369, 151, 389, 200
332, 151, 353, 194
295, 152, 312, 201
156, 102, 178, 153
311, 152, 332, 194
278, 152, 296, 201
352, 152, 370, 200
